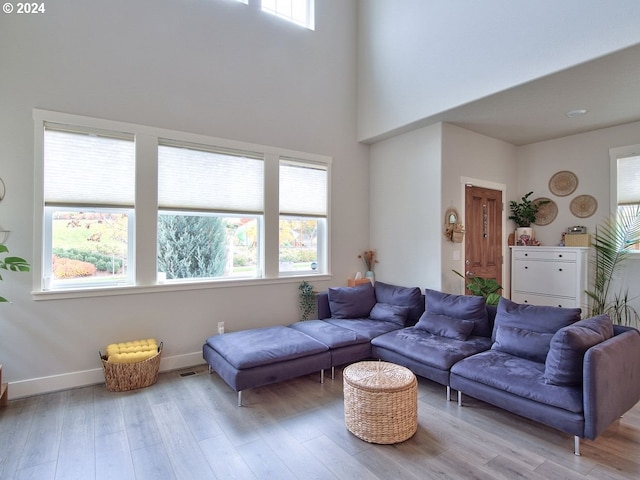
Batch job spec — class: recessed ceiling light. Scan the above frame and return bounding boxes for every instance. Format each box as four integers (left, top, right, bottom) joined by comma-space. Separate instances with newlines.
566, 109, 588, 118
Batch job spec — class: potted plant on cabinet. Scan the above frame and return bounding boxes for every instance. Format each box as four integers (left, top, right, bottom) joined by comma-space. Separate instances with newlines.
508, 191, 548, 245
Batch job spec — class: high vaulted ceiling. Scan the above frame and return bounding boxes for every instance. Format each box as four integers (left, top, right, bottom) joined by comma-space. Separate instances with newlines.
425, 43, 640, 146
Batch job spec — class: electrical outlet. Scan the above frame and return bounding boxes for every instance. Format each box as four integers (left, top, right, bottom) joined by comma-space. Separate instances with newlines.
218, 322, 225, 335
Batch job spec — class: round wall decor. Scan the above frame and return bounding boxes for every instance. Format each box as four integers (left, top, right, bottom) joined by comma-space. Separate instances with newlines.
549, 170, 578, 197
570, 194, 598, 218
532, 197, 557, 226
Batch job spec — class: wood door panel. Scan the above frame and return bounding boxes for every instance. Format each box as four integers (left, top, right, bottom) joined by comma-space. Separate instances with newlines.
465, 186, 502, 289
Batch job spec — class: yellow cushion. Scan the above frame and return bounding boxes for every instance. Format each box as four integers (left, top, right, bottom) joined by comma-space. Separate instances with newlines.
108, 350, 157, 364
106, 338, 158, 360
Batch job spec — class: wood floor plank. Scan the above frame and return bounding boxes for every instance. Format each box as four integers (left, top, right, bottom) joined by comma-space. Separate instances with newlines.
14, 460, 56, 480
235, 437, 297, 480
303, 434, 381, 480
55, 391, 95, 480
130, 443, 176, 480
95, 430, 136, 480
150, 400, 215, 478
199, 433, 257, 480
256, 420, 337, 480
0, 396, 40, 479
17, 391, 67, 471
119, 389, 162, 451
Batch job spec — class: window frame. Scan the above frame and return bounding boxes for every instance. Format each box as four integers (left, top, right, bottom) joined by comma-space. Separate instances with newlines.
33, 109, 332, 299
609, 144, 640, 258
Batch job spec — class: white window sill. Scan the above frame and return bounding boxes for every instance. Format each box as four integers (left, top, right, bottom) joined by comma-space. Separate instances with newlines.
32, 274, 332, 301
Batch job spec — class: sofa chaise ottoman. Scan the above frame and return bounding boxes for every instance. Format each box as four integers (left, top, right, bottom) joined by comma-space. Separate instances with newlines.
203, 326, 331, 406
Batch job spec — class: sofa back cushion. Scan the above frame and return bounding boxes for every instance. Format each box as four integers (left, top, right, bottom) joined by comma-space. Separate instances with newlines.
374, 281, 424, 325
425, 289, 491, 337
491, 297, 582, 363
415, 312, 475, 340
328, 282, 376, 319
369, 302, 411, 327
544, 314, 614, 386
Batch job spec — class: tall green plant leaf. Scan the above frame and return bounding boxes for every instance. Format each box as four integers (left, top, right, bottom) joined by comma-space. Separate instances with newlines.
586, 205, 640, 326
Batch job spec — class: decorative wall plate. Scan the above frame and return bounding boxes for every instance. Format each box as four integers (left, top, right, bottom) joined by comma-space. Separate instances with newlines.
549, 170, 578, 197
532, 197, 557, 226
570, 194, 598, 218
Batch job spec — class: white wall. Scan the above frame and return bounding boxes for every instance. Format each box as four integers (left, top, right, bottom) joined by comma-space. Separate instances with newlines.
0, 0, 369, 396
440, 124, 517, 295
516, 121, 640, 315
369, 123, 442, 290
357, 0, 640, 142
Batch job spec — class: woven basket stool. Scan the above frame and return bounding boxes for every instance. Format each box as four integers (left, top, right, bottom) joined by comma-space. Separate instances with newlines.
343, 361, 417, 444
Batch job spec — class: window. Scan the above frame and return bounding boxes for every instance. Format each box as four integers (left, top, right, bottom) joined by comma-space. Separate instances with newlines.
157, 142, 264, 280
43, 126, 135, 288
279, 159, 327, 273
262, 0, 314, 29
34, 109, 331, 295
610, 144, 640, 252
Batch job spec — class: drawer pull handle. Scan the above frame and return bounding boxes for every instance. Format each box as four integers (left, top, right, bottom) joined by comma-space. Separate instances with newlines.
524, 300, 528, 303
524, 253, 528, 256
524, 266, 528, 269
559, 268, 563, 272
559, 254, 563, 258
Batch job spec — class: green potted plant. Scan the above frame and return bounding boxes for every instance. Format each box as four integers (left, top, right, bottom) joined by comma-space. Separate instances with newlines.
0, 243, 30, 302
452, 270, 502, 305
586, 205, 640, 327
508, 191, 548, 245
298, 280, 316, 321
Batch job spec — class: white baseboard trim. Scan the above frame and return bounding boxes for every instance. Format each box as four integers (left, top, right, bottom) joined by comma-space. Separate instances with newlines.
8, 351, 205, 399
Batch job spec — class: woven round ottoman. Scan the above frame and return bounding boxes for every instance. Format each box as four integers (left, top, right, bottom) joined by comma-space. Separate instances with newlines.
343, 361, 417, 444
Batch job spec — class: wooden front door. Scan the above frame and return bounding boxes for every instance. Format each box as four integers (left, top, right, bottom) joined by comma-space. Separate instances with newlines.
464, 185, 503, 291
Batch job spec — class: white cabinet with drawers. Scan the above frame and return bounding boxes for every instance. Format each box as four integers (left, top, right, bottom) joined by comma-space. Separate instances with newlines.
510, 246, 589, 310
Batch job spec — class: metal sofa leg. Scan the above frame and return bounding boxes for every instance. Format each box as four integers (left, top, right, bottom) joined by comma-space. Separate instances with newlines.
574, 436, 581, 456
446, 386, 451, 401
320, 369, 324, 384
331, 366, 335, 379
457, 390, 463, 406
237, 391, 243, 407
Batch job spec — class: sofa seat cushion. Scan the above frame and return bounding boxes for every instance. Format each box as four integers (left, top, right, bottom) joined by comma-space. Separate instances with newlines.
205, 326, 328, 370
371, 327, 492, 371
288, 320, 370, 348
425, 289, 491, 337
451, 350, 583, 413
324, 318, 400, 340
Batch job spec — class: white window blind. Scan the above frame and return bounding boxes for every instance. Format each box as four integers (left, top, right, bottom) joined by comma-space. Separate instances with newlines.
158, 142, 264, 214
44, 126, 135, 207
279, 159, 327, 217
618, 155, 640, 205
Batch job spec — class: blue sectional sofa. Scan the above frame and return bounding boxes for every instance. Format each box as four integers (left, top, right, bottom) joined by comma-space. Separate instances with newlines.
203, 281, 640, 454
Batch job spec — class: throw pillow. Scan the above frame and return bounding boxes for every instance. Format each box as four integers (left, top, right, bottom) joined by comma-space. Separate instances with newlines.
369, 303, 411, 327
374, 281, 424, 324
491, 324, 554, 363
544, 314, 613, 386
328, 282, 376, 319
492, 297, 581, 342
415, 312, 475, 341
425, 289, 491, 337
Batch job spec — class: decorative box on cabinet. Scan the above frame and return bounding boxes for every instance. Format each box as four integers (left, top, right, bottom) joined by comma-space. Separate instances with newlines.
510, 246, 589, 310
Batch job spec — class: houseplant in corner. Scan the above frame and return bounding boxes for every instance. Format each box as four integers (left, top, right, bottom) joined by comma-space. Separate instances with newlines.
298, 280, 316, 321
508, 191, 548, 245
0, 243, 30, 302
586, 205, 640, 327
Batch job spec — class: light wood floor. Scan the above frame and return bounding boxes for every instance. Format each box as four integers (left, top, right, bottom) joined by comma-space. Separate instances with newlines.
0, 365, 639, 479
